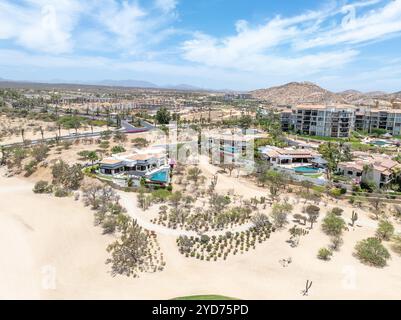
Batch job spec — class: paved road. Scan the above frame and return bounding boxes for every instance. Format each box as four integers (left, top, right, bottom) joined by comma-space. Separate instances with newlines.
1, 120, 153, 149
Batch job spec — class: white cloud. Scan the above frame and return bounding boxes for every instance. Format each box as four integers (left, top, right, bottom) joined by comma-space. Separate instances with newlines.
181, 0, 401, 77
297, 0, 401, 49
154, 0, 178, 13
181, 7, 358, 75
0, 0, 84, 54
0, 0, 179, 55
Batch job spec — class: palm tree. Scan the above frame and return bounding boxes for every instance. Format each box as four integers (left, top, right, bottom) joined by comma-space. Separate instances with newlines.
87, 151, 99, 165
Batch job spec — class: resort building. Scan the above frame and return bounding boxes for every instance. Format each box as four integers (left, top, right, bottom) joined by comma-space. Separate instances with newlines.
288, 104, 355, 138
99, 147, 170, 185
337, 154, 401, 188
280, 104, 401, 137
354, 109, 401, 136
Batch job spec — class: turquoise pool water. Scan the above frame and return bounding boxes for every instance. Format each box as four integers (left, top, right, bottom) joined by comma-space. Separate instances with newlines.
150, 170, 169, 183
294, 166, 320, 174
371, 140, 389, 146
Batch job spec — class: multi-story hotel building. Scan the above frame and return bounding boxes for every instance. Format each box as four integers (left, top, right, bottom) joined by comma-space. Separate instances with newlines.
354, 109, 401, 135
280, 104, 401, 138
286, 104, 355, 138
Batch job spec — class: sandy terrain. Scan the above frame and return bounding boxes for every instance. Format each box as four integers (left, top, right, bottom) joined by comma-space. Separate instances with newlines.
0, 115, 106, 145
1, 164, 401, 300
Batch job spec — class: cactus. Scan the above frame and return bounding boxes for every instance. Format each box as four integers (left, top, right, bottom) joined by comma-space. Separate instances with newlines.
302, 280, 313, 296
351, 211, 358, 227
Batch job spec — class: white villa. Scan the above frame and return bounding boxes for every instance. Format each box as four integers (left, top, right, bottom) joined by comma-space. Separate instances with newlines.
259, 146, 326, 167
99, 147, 170, 185
337, 154, 401, 188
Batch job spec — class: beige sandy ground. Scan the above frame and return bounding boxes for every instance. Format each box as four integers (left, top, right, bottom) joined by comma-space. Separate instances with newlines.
0, 115, 107, 146
1, 163, 401, 300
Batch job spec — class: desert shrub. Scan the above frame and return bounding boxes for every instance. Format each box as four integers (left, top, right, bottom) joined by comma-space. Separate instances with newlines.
322, 213, 346, 237
111, 145, 126, 154
102, 216, 117, 234
54, 187, 70, 198
376, 220, 394, 241
317, 248, 332, 261
24, 160, 38, 177
330, 207, 344, 216
200, 234, 210, 244
391, 235, 401, 255
33, 180, 53, 194
355, 237, 390, 267
329, 187, 344, 198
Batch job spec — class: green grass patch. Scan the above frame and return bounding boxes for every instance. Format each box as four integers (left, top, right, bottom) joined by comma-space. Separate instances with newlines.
172, 295, 238, 301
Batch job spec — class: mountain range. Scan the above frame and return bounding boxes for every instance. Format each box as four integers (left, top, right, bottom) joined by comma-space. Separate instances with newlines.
0, 78, 208, 92
251, 82, 401, 107
0, 77, 400, 107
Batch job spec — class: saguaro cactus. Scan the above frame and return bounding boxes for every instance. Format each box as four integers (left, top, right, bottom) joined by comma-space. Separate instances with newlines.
302, 280, 313, 296
351, 211, 358, 227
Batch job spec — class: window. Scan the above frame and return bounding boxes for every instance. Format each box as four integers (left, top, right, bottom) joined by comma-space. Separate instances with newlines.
347, 171, 353, 175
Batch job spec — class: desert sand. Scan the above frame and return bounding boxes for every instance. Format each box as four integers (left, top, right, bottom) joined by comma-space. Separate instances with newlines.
1, 166, 401, 300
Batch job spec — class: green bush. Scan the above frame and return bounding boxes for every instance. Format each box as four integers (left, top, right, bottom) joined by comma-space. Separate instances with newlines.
329, 187, 343, 198
54, 187, 70, 198
376, 220, 395, 241
322, 213, 346, 237
24, 160, 38, 177
33, 180, 53, 194
355, 237, 390, 267
317, 248, 332, 261
111, 145, 126, 154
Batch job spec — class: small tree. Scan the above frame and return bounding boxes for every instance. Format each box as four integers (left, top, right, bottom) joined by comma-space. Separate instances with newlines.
31, 144, 49, 162
187, 167, 203, 185
87, 151, 99, 165
330, 236, 344, 251
265, 170, 288, 198
106, 220, 151, 277
251, 213, 270, 229
376, 220, 394, 241
270, 202, 293, 228
355, 237, 390, 267
155, 107, 171, 125
305, 205, 320, 229
322, 213, 346, 237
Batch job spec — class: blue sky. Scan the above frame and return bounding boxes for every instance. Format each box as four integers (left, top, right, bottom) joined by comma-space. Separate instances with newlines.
0, 0, 401, 92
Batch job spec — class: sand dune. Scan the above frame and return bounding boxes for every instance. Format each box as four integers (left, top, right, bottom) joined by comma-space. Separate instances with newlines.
1, 169, 401, 300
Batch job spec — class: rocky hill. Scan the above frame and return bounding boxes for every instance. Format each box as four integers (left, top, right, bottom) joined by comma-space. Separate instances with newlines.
251, 82, 398, 107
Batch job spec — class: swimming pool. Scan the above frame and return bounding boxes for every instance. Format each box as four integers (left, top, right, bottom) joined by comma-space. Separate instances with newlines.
149, 170, 169, 183
371, 140, 390, 146
294, 166, 320, 174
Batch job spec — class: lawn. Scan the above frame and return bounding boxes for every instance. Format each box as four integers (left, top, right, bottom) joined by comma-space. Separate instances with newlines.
172, 295, 238, 300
